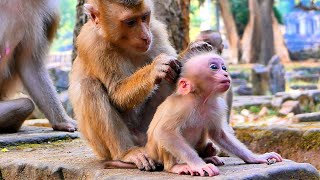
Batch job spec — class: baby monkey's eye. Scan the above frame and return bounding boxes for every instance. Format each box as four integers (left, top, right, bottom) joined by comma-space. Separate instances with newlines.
222, 65, 227, 72
210, 64, 218, 70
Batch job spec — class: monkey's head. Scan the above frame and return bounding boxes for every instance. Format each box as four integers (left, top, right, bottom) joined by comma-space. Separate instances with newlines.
196, 30, 224, 55
177, 47, 230, 97
84, 0, 153, 53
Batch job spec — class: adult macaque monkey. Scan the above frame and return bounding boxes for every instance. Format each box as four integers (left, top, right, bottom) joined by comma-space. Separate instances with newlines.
145, 44, 283, 176
69, 0, 180, 171
0, 1, 77, 133
196, 30, 233, 122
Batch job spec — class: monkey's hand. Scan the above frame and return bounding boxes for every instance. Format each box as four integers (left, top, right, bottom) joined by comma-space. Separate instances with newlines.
121, 147, 157, 171
151, 54, 181, 84
245, 152, 283, 164
203, 156, 225, 166
199, 142, 219, 158
171, 163, 219, 176
52, 117, 78, 132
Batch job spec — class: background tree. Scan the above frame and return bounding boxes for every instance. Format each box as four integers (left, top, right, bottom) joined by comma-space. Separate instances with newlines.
72, 0, 87, 61
218, 0, 240, 64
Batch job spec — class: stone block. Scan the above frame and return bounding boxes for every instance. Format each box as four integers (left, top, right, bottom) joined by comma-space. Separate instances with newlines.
278, 100, 301, 115
0, 139, 319, 179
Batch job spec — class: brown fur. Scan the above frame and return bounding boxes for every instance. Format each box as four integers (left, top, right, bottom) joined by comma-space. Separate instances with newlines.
69, 0, 179, 170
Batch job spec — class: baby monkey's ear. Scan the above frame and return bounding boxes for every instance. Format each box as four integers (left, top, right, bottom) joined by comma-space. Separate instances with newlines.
177, 78, 193, 95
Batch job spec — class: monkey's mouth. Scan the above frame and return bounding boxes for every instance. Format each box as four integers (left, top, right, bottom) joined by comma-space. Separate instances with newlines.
220, 79, 231, 84
136, 45, 150, 52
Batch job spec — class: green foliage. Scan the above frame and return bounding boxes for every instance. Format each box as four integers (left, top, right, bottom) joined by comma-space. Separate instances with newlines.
50, 0, 77, 53
273, 6, 283, 24
230, 0, 249, 36
249, 106, 261, 114
229, 0, 283, 36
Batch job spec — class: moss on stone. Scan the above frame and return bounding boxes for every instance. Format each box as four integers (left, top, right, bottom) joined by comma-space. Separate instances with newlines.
300, 131, 320, 150
3, 139, 73, 151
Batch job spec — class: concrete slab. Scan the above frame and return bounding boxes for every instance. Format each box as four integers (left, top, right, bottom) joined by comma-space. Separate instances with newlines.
0, 126, 79, 147
0, 139, 319, 180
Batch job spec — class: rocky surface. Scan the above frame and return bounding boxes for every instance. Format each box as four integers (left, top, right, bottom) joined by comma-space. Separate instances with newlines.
0, 126, 79, 147
0, 138, 319, 180
294, 112, 320, 122
233, 96, 272, 108
234, 122, 320, 170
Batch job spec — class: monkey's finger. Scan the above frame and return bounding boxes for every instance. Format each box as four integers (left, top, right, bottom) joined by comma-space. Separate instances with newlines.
143, 153, 157, 171
198, 169, 205, 177
132, 156, 144, 170
165, 66, 178, 82
168, 59, 181, 74
271, 153, 282, 162
138, 153, 152, 171
207, 164, 220, 175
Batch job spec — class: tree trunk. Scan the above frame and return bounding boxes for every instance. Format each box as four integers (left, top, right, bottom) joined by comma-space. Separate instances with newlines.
259, 0, 274, 65
153, 0, 190, 53
272, 13, 291, 63
71, 0, 87, 62
241, 0, 274, 65
218, 0, 240, 64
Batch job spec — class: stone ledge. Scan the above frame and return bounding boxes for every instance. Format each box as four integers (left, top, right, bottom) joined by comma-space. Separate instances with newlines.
0, 126, 79, 147
234, 122, 320, 170
0, 139, 318, 180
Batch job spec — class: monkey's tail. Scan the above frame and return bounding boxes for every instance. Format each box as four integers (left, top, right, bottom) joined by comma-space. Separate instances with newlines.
104, 160, 137, 169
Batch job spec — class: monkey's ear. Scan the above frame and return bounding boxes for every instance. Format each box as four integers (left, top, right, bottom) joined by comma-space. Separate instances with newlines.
83, 4, 100, 25
177, 78, 192, 95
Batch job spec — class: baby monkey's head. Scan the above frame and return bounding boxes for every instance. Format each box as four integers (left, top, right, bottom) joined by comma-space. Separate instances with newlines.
177, 42, 230, 96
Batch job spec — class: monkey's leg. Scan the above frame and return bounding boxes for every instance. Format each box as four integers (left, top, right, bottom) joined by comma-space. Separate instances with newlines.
0, 98, 35, 133
77, 78, 156, 170
78, 78, 135, 159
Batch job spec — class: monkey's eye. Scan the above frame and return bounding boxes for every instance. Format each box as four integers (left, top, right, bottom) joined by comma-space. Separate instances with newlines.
141, 13, 150, 22
209, 64, 218, 70
222, 65, 227, 72
124, 19, 137, 27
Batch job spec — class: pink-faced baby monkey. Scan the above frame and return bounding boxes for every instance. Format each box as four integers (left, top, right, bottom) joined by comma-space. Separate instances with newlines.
145, 43, 283, 176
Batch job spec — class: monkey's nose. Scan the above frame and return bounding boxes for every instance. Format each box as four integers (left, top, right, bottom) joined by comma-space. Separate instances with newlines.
142, 38, 150, 45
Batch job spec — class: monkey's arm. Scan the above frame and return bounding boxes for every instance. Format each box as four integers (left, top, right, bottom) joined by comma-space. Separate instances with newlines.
108, 64, 156, 111
210, 129, 282, 163
108, 55, 178, 111
16, 43, 77, 132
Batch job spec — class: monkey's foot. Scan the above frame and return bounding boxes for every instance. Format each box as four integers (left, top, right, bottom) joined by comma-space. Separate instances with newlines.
170, 163, 219, 177
52, 118, 77, 132
170, 164, 192, 175
204, 156, 225, 166
121, 147, 157, 171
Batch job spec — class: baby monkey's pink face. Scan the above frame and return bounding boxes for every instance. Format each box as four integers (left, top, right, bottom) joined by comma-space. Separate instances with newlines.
186, 53, 231, 94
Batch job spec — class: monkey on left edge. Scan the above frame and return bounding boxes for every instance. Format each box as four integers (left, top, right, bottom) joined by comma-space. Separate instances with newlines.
0, 1, 77, 133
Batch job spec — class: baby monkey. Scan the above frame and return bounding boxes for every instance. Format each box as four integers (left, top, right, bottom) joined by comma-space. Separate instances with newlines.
145, 43, 282, 176
104, 42, 282, 176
